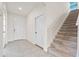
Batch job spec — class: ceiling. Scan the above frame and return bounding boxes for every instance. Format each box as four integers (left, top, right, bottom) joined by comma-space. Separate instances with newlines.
6, 2, 43, 16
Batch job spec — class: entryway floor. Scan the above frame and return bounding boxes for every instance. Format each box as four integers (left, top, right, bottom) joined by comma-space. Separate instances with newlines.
3, 39, 54, 57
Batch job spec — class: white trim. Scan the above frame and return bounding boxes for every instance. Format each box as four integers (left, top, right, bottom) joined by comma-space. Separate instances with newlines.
2, 3, 8, 47
76, 14, 79, 57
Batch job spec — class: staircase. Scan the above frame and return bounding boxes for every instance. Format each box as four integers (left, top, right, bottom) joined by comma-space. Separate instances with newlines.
48, 10, 78, 57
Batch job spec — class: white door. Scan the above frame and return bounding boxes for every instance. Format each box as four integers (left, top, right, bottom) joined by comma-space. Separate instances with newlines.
7, 14, 15, 42
35, 15, 45, 47
7, 14, 26, 42
0, 15, 3, 56
13, 16, 26, 40
0, 16, 3, 47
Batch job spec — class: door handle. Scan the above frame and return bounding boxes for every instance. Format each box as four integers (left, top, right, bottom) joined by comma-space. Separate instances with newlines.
35, 32, 37, 34
14, 29, 15, 32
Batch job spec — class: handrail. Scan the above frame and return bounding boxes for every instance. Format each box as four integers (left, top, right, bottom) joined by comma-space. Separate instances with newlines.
76, 15, 79, 26
76, 14, 79, 57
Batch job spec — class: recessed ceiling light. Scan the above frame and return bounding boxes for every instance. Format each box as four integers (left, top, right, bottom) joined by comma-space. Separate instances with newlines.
18, 7, 22, 10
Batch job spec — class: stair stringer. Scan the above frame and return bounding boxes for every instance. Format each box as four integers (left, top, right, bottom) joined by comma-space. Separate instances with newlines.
47, 12, 69, 50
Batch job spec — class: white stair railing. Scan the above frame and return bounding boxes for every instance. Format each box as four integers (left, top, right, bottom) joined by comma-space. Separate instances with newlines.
76, 14, 79, 57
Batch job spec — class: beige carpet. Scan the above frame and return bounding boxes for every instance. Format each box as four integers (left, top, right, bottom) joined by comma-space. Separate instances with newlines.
3, 39, 54, 57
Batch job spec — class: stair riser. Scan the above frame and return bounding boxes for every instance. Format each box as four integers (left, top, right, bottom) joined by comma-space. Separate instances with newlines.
66, 15, 78, 19
58, 33, 77, 36
63, 23, 76, 24
58, 32, 77, 34
68, 17, 77, 19
65, 19, 76, 22
66, 16, 77, 19
61, 28, 77, 30
63, 24, 76, 26
59, 29, 77, 31
58, 29, 77, 33
58, 33, 77, 35
61, 27, 77, 29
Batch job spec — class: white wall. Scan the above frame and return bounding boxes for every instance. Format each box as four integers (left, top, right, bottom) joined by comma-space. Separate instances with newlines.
45, 2, 69, 28
44, 2, 69, 50
26, 2, 69, 51
7, 12, 27, 42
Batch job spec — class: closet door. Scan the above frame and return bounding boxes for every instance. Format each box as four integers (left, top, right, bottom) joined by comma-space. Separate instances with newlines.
13, 15, 26, 40
0, 16, 3, 47
7, 14, 15, 42
0, 12, 3, 56
35, 15, 45, 48
7, 14, 27, 42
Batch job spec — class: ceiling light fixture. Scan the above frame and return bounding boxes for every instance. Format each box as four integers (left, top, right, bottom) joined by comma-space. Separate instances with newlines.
18, 7, 22, 10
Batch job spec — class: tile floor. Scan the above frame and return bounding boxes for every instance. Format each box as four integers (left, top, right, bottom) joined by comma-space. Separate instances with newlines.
3, 39, 54, 57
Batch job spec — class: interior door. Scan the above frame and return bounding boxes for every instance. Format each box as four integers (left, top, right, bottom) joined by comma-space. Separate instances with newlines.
35, 15, 45, 47
7, 14, 26, 42
0, 16, 3, 47
7, 14, 15, 42
13, 15, 26, 41
0, 13, 3, 56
